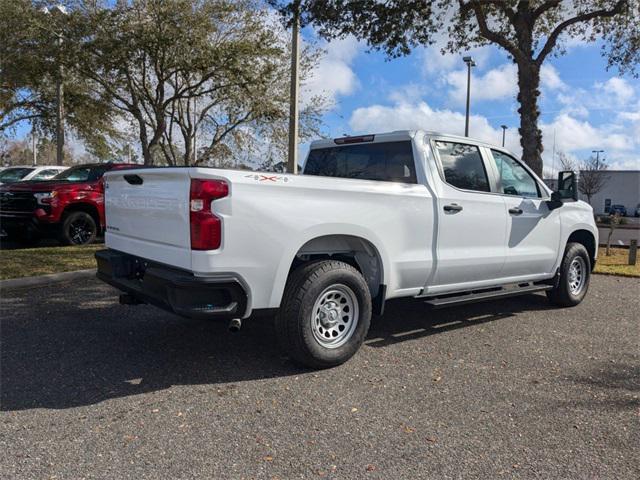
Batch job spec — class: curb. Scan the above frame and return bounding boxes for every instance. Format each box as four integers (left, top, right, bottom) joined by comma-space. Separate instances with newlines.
0, 269, 96, 290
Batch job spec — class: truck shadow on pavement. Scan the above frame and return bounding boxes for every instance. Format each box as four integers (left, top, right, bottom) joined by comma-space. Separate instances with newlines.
2, 283, 555, 411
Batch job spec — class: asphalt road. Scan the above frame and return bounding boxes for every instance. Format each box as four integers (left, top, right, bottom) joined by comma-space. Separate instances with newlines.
1, 275, 638, 479
598, 227, 640, 247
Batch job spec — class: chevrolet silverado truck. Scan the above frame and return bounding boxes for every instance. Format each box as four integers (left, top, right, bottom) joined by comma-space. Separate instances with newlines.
96, 131, 597, 368
0, 162, 135, 245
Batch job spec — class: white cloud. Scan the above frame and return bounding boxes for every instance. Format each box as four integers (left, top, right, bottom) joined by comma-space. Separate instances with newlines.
348, 98, 520, 153
347, 89, 639, 175
540, 64, 566, 90
557, 77, 637, 114
595, 77, 635, 105
387, 83, 428, 104
446, 64, 518, 105
301, 36, 361, 108
445, 63, 566, 106
421, 45, 493, 76
541, 112, 639, 171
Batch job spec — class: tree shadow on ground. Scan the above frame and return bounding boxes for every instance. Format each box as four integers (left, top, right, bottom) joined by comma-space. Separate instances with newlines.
558, 359, 640, 411
1, 282, 554, 411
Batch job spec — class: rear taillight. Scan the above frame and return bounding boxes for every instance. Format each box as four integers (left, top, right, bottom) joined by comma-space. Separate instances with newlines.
189, 179, 228, 250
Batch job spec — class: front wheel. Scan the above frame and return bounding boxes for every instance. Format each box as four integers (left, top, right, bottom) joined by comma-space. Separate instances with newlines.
547, 242, 591, 307
59, 211, 97, 246
275, 260, 372, 369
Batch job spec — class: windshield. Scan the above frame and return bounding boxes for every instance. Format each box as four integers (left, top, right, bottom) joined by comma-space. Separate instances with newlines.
52, 165, 110, 182
0, 167, 35, 183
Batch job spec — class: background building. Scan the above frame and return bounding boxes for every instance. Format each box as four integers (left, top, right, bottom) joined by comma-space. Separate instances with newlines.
585, 170, 639, 215
546, 170, 640, 215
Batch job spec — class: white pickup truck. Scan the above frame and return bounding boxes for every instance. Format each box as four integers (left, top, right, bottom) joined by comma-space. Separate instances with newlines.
96, 130, 598, 368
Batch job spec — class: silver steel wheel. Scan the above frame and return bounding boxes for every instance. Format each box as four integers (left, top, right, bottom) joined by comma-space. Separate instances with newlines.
568, 256, 587, 295
311, 284, 359, 349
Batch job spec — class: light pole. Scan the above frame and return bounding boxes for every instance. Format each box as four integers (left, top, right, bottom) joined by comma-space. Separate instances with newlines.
32, 124, 37, 166
500, 125, 508, 147
193, 97, 198, 164
463, 56, 476, 137
592, 149, 604, 169
287, 2, 301, 175
43, 5, 68, 166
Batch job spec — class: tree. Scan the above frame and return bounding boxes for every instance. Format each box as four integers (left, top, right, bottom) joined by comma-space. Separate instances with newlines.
69, 0, 325, 166
557, 151, 576, 171
605, 212, 623, 255
0, 139, 32, 166
0, 0, 121, 162
287, 0, 639, 176
579, 155, 610, 205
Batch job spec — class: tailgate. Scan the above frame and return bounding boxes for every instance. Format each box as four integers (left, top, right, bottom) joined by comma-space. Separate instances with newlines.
104, 168, 192, 269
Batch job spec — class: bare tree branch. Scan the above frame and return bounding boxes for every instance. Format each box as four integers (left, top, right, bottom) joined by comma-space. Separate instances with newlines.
460, 0, 526, 63
536, 0, 627, 64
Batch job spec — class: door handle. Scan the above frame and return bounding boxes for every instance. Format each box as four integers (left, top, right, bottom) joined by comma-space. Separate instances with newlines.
509, 207, 523, 215
443, 203, 463, 212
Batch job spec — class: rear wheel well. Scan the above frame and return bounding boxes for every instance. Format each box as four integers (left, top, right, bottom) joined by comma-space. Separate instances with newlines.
289, 235, 385, 313
62, 203, 101, 233
567, 230, 596, 269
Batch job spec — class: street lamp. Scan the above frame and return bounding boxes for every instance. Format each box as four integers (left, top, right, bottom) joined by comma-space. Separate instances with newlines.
500, 125, 508, 147
592, 149, 604, 169
463, 56, 476, 137
43, 5, 68, 166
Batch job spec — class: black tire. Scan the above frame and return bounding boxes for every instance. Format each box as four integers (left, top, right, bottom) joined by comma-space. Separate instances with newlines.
547, 242, 591, 307
275, 260, 372, 369
59, 211, 97, 246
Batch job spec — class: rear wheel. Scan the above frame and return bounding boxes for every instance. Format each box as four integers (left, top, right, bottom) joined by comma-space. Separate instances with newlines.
275, 260, 372, 369
547, 242, 591, 307
59, 211, 97, 246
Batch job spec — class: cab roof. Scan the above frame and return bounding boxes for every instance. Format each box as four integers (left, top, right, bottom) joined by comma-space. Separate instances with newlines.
309, 130, 507, 152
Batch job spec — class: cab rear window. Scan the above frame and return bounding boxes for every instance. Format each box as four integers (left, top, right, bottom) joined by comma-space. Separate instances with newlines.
304, 141, 417, 184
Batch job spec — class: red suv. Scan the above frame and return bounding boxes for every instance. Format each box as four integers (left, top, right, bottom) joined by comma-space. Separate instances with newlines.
0, 163, 137, 245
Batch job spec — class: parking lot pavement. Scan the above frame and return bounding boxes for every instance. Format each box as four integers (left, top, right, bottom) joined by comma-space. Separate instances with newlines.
1, 276, 638, 479
598, 227, 640, 247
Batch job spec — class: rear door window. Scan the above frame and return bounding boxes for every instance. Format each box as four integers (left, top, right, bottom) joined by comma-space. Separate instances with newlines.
304, 141, 417, 183
433, 141, 490, 192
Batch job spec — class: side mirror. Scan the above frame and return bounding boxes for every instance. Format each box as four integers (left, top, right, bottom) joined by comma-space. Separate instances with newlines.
546, 170, 578, 210
557, 170, 578, 200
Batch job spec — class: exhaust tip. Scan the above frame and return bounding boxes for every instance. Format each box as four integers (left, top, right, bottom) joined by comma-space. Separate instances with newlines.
228, 318, 242, 333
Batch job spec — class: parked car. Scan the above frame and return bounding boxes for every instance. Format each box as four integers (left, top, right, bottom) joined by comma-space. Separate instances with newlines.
635, 203, 640, 217
96, 131, 598, 369
0, 165, 67, 185
0, 162, 136, 244
609, 204, 627, 216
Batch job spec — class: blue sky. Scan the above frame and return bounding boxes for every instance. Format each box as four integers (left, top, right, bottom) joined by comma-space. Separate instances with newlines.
9, 21, 639, 175
300, 31, 640, 175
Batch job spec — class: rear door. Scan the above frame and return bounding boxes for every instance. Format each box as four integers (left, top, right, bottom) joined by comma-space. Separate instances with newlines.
426, 139, 507, 290
486, 149, 561, 277
104, 168, 193, 269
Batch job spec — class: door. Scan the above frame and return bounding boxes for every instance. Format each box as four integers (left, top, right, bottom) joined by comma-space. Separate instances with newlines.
428, 140, 507, 289
488, 149, 561, 277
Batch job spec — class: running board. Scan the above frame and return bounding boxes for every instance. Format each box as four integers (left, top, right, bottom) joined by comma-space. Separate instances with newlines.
424, 284, 552, 309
